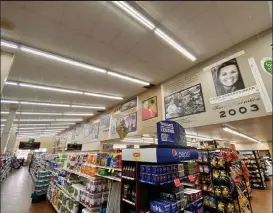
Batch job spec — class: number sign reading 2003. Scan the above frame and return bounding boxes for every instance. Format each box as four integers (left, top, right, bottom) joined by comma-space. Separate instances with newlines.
219, 104, 259, 118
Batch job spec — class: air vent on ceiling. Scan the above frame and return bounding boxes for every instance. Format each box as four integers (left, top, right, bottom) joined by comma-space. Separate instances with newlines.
97, 110, 105, 113
143, 84, 156, 89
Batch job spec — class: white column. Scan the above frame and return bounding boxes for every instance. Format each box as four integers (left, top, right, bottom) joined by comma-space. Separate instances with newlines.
1, 51, 15, 94
6, 124, 18, 152
1, 108, 17, 153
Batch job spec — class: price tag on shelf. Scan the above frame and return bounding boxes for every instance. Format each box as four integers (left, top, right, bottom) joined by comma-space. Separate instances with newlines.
108, 169, 111, 172
174, 178, 181, 187
188, 175, 195, 182
111, 169, 115, 173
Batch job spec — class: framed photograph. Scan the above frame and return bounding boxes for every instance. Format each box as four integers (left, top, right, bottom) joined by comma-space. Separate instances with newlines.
211, 58, 245, 96
120, 98, 137, 112
121, 112, 137, 133
142, 96, 158, 121
164, 83, 206, 119
90, 122, 99, 140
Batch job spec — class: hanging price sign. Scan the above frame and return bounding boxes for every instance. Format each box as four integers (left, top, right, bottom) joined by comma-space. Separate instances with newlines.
174, 178, 181, 187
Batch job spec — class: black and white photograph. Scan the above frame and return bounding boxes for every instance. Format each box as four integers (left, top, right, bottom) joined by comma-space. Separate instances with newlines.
120, 98, 137, 112
211, 58, 245, 96
164, 84, 206, 119
121, 112, 137, 132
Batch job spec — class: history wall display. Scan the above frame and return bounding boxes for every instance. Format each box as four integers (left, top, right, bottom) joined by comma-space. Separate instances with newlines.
137, 86, 164, 135
162, 31, 272, 128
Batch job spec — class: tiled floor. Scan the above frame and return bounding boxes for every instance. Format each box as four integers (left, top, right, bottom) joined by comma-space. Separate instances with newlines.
1, 167, 55, 213
1, 167, 272, 213
251, 178, 272, 213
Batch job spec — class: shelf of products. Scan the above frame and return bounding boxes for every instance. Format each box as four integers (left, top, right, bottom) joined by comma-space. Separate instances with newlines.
48, 167, 108, 213
239, 151, 267, 189
120, 146, 202, 213
64, 152, 122, 182
30, 153, 67, 202
0, 153, 12, 185
196, 150, 253, 213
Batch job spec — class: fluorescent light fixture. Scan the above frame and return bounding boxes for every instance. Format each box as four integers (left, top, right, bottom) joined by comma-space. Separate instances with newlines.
107, 71, 150, 86
63, 113, 93, 116
47, 126, 70, 129
19, 83, 83, 94
71, 105, 105, 109
1, 40, 18, 49
223, 126, 262, 143
4, 81, 18, 86
20, 45, 107, 73
1, 112, 9, 114
186, 134, 213, 141
55, 118, 82, 122
84, 92, 123, 100
18, 127, 68, 130
1, 119, 7, 122
112, 1, 155, 30
154, 29, 196, 61
18, 124, 51, 126
16, 119, 55, 122
1, 100, 19, 104
50, 122, 75, 125
20, 101, 70, 107
5, 81, 124, 100
18, 127, 47, 130
20, 112, 62, 115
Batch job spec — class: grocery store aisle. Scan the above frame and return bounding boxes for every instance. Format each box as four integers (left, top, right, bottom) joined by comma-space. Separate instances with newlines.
251, 178, 272, 213
1, 167, 55, 213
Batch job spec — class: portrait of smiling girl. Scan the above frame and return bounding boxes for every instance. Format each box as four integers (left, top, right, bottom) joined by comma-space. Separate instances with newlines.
212, 58, 245, 96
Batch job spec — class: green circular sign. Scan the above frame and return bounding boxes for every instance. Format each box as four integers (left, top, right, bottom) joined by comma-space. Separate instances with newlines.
261, 57, 272, 76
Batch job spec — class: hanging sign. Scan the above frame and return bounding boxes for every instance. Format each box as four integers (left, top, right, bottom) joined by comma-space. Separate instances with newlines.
67, 143, 82, 151
156, 120, 186, 146
19, 142, 40, 150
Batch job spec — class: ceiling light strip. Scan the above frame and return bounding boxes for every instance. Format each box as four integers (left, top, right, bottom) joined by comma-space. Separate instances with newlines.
154, 29, 196, 61
19, 83, 83, 94
1, 39, 150, 86
111, 1, 196, 61
20, 45, 107, 73
5, 81, 123, 100
107, 71, 150, 85
14, 118, 82, 122
1, 111, 93, 116
223, 126, 261, 143
112, 1, 155, 30
1, 40, 18, 49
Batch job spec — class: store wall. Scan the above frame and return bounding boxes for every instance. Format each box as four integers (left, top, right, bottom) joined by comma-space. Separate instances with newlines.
14, 137, 54, 153
235, 142, 270, 151
162, 30, 272, 128
57, 29, 272, 151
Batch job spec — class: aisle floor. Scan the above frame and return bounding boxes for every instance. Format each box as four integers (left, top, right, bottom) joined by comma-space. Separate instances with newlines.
1, 167, 272, 213
1, 167, 55, 213
251, 178, 272, 213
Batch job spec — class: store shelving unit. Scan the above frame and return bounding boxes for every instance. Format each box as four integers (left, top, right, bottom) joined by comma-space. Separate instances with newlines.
197, 149, 253, 213
0, 154, 12, 185
239, 151, 267, 189
121, 146, 200, 213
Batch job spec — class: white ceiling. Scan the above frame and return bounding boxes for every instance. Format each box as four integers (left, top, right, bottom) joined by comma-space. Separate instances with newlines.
186, 115, 272, 143
1, 1, 272, 134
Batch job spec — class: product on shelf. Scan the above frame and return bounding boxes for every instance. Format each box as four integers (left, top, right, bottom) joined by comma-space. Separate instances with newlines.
197, 149, 252, 213
239, 150, 267, 189
139, 163, 185, 184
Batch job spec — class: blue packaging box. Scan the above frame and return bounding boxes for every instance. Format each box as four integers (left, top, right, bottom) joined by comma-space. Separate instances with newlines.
150, 201, 171, 213
157, 120, 186, 146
